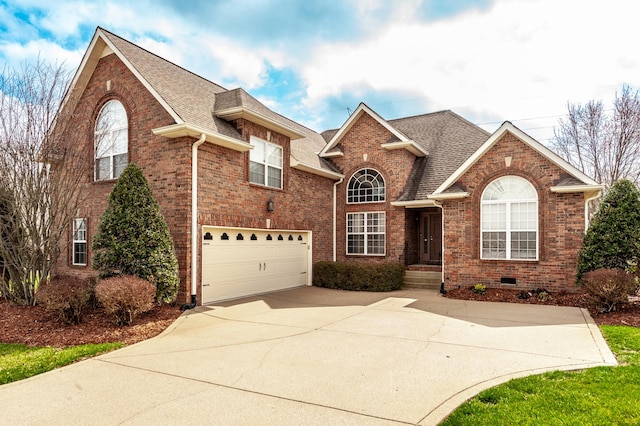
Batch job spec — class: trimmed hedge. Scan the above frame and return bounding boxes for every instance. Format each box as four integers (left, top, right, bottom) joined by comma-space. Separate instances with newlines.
313, 261, 404, 292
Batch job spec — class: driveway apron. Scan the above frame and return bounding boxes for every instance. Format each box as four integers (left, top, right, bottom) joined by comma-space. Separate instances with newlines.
0, 287, 616, 425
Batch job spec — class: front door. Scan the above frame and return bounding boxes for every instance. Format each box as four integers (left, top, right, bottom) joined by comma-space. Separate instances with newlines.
420, 212, 442, 263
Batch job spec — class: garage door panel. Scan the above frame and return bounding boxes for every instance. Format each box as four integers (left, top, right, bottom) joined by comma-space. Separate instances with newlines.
202, 227, 310, 304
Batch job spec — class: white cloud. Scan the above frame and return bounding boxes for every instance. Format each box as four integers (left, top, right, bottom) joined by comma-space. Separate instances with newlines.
298, 0, 640, 139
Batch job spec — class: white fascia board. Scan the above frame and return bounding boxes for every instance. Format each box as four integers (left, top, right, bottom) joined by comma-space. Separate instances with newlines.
381, 140, 428, 157
153, 123, 253, 152
215, 107, 306, 140
433, 122, 600, 196
290, 157, 344, 180
390, 199, 438, 208
428, 192, 470, 201
97, 29, 183, 124
319, 102, 411, 157
550, 184, 604, 194
321, 150, 344, 158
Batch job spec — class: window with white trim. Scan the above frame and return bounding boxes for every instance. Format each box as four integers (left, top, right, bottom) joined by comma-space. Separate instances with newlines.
347, 169, 385, 203
347, 212, 386, 255
72, 218, 87, 266
249, 136, 282, 189
481, 176, 538, 260
95, 100, 128, 181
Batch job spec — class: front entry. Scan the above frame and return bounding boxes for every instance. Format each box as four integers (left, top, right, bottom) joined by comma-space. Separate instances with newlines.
420, 211, 442, 263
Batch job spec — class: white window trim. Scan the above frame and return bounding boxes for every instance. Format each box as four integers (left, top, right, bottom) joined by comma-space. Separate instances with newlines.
249, 136, 283, 189
72, 218, 87, 266
95, 100, 128, 181
347, 168, 386, 204
480, 177, 539, 261
346, 211, 386, 256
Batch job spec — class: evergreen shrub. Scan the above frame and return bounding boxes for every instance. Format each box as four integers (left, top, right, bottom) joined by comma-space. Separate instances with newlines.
92, 163, 179, 303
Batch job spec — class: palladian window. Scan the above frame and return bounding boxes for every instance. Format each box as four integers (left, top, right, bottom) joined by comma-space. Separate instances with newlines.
95, 100, 128, 181
481, 176, 538, 260
347, 169, 385, 203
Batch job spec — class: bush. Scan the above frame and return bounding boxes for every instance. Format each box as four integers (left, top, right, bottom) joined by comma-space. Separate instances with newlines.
473, 283, 486, 295
95, 275, 155, 325
577, 179, 640, 283
313, 261, 404, 292
92, 163, 179, 304
583, 268, 636, 312
38, 276, 92, 324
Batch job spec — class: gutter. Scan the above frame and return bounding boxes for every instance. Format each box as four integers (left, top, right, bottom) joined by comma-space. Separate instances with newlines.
181, 133, 206, 311
333, 177, 344, 261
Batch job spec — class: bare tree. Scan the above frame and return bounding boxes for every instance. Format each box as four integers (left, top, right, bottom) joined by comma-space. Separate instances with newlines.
0, 58, 91, 305
553, 85, 640, 190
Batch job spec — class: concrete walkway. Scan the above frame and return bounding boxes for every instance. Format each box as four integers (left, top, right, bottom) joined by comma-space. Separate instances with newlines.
0, 287, 616, 425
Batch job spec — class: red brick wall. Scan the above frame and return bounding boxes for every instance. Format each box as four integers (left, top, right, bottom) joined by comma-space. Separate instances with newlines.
331, 112, 416, 264
55, 53, 189, 291
442, 133, 586, 293
55, 53, 336, 304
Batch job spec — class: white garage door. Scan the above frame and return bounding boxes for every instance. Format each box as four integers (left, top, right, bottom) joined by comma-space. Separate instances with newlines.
201, 227, 310, 304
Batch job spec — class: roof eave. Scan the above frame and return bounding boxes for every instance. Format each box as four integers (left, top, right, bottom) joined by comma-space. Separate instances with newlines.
550, 184, 604, 193
433, 122, 600, 195
215, 107, 306, 140
428, 192, 470, 201
152, 123, 253, 152
319, 103, 411, 156
390, 199, 439, 208
290, 157, 344, 180
381, 140, 428, 157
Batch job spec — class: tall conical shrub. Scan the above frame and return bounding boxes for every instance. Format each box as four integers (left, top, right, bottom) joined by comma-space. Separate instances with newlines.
577, 179, 640, 283
92, 163, 179, 303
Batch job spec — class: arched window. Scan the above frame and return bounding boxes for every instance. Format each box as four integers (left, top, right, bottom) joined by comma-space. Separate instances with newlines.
481, 176, 538, 260
347, 169, 385, 203
95, 100, 128, 180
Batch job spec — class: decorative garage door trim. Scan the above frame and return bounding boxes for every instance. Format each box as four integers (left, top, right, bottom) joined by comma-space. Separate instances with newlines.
201, 226, 311, 304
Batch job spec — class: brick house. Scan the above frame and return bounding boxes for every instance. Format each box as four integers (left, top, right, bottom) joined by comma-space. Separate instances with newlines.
53, 27, 601, 305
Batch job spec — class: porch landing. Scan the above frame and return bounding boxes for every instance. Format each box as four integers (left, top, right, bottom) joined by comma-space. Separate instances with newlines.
404, 265, 442, 290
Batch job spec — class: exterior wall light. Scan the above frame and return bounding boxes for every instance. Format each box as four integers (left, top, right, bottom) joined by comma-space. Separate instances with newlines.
267, 198, 274, 212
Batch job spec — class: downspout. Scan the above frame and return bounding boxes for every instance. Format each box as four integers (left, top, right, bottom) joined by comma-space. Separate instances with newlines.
433, 200, 447, 294
584, 190, 602, 232
181, 133, 206, 311
333, 177, 344, 261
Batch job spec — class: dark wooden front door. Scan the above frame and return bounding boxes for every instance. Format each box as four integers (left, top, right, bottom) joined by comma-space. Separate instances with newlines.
420, 212, 442, 263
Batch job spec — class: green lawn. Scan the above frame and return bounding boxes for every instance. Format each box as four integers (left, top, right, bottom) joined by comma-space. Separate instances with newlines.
0, 342, 123, 385
440, 325, 640, 425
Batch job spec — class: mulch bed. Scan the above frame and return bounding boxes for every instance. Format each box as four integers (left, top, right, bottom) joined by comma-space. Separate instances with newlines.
0, 300, 182, 348
444, 286, 640, 328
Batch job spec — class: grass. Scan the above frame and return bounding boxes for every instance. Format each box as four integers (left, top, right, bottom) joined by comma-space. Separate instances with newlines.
0, 342, 123, 385
440, 325, 640, 425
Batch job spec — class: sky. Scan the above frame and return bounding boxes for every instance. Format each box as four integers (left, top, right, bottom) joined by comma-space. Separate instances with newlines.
1, 0, 639, 145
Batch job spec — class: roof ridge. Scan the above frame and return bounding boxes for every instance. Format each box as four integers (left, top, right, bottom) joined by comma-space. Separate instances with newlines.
98, 27, 228, 93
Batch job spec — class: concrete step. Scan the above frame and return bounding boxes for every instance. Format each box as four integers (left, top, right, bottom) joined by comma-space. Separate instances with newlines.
403, 270, 442, 290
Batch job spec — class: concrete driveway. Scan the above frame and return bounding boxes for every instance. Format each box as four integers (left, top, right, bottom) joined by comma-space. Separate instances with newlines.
0, 287, 616, 425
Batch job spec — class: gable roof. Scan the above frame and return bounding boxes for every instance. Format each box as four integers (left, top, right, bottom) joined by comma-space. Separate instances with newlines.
319, 103, 428, 158
53, 27, 339, 177
433, 121, 602, 196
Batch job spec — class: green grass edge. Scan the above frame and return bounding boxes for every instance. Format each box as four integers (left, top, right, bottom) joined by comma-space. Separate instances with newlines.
0, 342, 124, 385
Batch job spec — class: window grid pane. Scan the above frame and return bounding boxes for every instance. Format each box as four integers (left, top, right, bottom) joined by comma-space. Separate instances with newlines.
95, 100, 128, 181
347, 212, 385, 255
73, 219, 87, 265
347, 169, 386, 203
481, 176, 537, 260
249, 137, 282, 188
